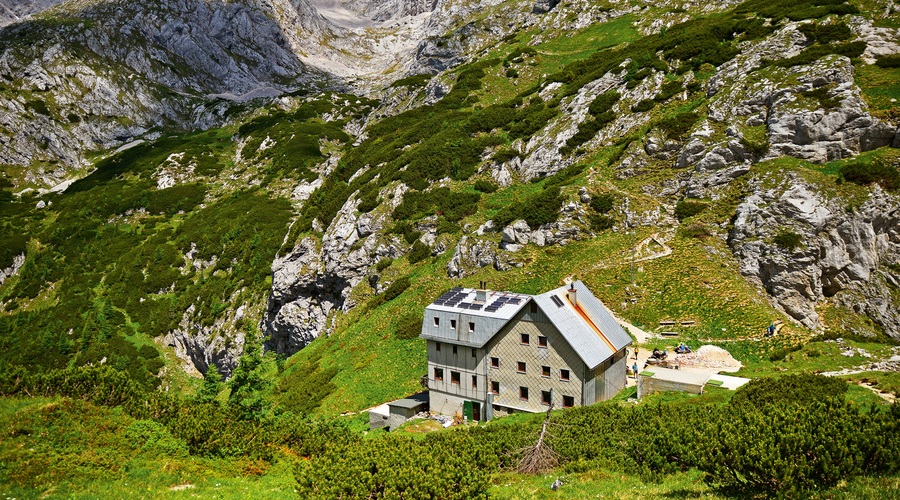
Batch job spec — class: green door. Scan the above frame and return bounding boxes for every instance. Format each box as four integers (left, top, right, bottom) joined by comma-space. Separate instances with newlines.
463, 400, 473, 421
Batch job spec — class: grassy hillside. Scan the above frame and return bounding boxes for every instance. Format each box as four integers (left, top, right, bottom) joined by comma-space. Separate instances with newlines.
0, 0, 899, 496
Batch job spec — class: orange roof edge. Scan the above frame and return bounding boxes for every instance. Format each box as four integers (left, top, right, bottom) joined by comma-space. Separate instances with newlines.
568, 296, 617, 353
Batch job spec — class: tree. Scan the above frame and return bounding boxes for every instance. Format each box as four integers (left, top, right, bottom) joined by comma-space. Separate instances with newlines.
196, 362, 223, 405
228, 327, 272, 420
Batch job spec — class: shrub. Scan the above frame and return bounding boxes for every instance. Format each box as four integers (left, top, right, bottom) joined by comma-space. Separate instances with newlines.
840, 158, 900, 191
394, 313, 422, 340
631, 99, 655, 113
740, 135, 769, 158
589, 193, 614, 214
382, 276, 411, 301
655, 79, 683, 101
674, 200, 705, 220
657, 112, 698, 139
357, 189, 380, 213
799, 21, 852, 45
588, 91, 620, 116
407, 241, 431, 264
374, 258, 393, 272
493, 186, 564, 229
773, 230, 803, 251
589, 214, 614, 231
875, 54, 900, 68
473, 179, 498, 193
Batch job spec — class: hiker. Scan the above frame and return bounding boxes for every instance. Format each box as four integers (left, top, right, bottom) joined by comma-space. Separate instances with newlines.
767, 323, 775, 336
632, 362, 639, 378
635, 347, 639, 360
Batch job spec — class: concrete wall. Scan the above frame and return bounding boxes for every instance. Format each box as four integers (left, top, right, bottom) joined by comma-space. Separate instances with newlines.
483, 308, 587, 412
637, 375, 704, 398
429, 391, 472, 418
584, 348, 628, 404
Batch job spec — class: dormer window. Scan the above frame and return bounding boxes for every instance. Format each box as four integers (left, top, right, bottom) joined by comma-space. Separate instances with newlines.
469, 322, 475, 333
434, 317, 440, 327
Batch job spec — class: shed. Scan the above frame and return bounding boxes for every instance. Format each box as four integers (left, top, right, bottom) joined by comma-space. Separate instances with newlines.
386, 392, 429, 431
637, 367, 710, 398
369, 403, 390, 430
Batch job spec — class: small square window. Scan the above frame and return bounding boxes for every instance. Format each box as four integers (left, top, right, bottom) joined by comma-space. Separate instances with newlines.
471, 375, 478, 388
560, 369, 570, 381
451, 371, 461, 385
541, 365, 550, 378
450, 319, 456, 329
433, 316, 440, 327
471, 348, 476, 358
452, 345, 458, 355
434, 368, 443, 381
436, 342, 441, 352
541, 390, 552, 406
563, 395, 574, 408
538, 336, 548, 348
520, 333, 530, 345
490, 357, 500, 368
491, 381, 500, 394
517, 361, 526, 374
519, 386, 529, 401
469, 322, 475, 333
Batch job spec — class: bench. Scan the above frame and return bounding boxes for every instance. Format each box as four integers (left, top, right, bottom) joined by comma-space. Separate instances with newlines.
660, 331, 679, 337
659, 320, 676, 327
680, 320, 695, 327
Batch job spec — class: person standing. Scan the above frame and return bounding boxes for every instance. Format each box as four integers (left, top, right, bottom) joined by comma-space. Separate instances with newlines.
632, 362, 639, 378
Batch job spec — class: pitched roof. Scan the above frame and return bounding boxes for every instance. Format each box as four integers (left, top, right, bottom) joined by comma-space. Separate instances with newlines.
420, 280, 632, 368
533, 280, 632, 370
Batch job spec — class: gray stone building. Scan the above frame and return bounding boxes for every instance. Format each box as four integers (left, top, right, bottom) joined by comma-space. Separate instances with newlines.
420, 280, 632, 420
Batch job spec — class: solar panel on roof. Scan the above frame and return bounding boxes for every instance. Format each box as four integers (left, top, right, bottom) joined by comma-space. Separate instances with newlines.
550, 295, 564, 307
508, 298, 521, 304
470, 304, 482, 310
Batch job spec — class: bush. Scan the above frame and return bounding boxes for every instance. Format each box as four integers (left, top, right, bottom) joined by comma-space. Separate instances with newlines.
407, 241, 431, 264
493, 186, 564, 229
631, 99, 655, 113
840, 158, 900, 191
875, 54, 900, 68
589, 193, 614, 214
374, 258, 393, 272
588, 91, 620, 116
799, 21, 852, 45
740, 135, 769, 158
773, 230, 803, 251
394, 313, 422, 340
680, 223, 712, 239
657, 112, 698, 139
674, 200, 706, 220
382, 276, 411, 301
473, 179, 498, 193
589, 214, 614, 231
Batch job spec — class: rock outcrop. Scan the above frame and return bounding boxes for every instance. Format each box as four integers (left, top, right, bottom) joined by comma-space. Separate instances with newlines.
730, 177, 900, 339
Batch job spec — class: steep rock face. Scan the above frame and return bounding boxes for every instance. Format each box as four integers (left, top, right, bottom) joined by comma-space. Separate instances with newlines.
0, 0, 317, 178
264, 191, 403, 355
0, 0, 65, 26
730, 177, 900, 338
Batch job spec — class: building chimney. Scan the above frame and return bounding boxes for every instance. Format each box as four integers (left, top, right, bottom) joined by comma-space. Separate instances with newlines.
476, 281, 487, 303
567, 285, 577, 307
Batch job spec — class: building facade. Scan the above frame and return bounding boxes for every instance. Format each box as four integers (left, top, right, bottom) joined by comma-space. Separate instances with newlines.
421, 280, 632, 419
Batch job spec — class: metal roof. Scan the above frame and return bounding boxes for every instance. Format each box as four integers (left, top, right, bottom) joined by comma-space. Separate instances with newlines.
420, 288, 531, 347
420, 281, 632, 368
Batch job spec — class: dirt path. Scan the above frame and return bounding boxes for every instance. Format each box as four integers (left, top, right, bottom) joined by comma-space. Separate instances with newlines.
856, 381, 897, 403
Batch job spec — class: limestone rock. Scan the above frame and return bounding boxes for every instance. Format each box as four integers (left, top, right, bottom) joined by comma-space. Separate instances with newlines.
730, 177, 900, 338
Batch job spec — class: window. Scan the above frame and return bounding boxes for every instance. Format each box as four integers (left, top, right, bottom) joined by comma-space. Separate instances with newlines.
436, 342, 441, 352
471, 375, 478, 388
538, 336, 548, 348
541, 366, 550, 378
520, 333, 530, 345
541, 390, 552, 406
452, 345, 458, 355
519, 386, 529, 401
433, 317, 440, 327
434, 368, 443, 381
560, 369, 570, 381
490, 357, 500, 368
491, 381, 500, 394
469, 322, 475, 333
451, 371, 461, 385
450, 319, 456, 329
471, 348, 476, 358
517, 361, 526, 374
530, 302, 538, 313
563, 395, 574, 408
